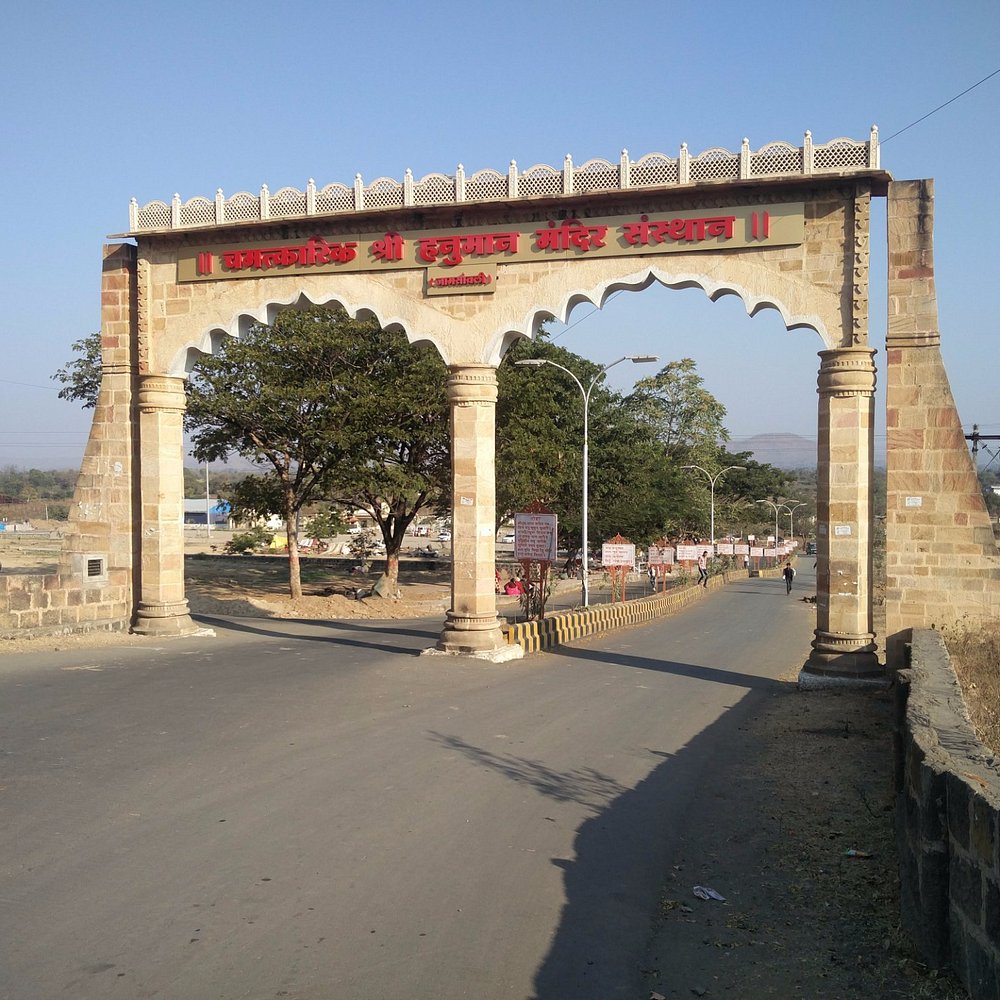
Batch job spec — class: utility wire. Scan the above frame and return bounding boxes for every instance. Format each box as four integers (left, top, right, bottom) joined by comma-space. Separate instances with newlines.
549, 291, 623, 342
882, 68, 1000, 143
0, 377, 56, 390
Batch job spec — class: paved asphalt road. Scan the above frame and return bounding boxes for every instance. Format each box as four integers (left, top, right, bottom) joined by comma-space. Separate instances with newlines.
1, 567, 817, 1000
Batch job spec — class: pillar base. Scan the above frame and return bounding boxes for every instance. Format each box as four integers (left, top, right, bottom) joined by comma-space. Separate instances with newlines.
800, 628, 885, 687
436, 611, 509, 656
132, 600, 200, 637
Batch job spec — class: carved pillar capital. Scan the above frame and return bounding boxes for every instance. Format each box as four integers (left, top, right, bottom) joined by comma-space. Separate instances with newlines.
137, 375, 187, 414
446, 364, 498, 406
817, 347, 876, 399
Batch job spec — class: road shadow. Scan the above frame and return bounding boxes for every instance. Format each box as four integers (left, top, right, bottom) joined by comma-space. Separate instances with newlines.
550, 645, 787, 692
427, 732, 629, 811
427, 681, 794, 998
191, 613, 439, 655
525, 686, 782, 999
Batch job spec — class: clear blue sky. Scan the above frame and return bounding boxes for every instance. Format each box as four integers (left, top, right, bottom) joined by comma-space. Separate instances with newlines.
2, 1, 997, 470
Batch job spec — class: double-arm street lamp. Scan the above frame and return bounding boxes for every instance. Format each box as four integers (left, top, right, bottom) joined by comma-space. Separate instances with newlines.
680, 464, 745, 547
755, 498, 798, 566
780, 501, 806, 543
515, 354, 658, 607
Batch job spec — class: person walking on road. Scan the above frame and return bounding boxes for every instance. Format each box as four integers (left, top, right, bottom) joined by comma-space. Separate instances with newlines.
782, 561, 796, 595
697, 550, 709, 588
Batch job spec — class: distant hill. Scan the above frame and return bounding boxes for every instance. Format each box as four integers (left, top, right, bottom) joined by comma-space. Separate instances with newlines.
728, 433, 816, 470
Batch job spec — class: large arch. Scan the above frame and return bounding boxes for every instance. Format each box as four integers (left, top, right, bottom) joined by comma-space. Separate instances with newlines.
50, 135, 997, 682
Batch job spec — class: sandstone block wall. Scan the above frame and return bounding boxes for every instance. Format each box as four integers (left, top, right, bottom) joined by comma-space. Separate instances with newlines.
0, 570, 130, 639
895, 629, 1000, 998
885, 181, 1000, 667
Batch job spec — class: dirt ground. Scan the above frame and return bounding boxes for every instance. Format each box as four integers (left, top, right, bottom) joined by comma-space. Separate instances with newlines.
183, 553, 455, 621
645, 683, 965, 999
0, 539, 975, 995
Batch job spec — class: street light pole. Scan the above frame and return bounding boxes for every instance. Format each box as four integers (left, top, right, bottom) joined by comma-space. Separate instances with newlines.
755, 499, 781, 568
515, 354, 658, 607
681, 464, 746, 547
780, 501, 805, 544
756, 498, 799, 567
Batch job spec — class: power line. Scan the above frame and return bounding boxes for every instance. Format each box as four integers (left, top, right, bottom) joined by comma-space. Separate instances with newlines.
549, 291, 623, 342
882, 68, 1000, 143
0, 378, 57, 390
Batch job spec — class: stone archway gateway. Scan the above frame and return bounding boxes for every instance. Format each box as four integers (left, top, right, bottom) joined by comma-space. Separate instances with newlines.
53, 129, 997, 683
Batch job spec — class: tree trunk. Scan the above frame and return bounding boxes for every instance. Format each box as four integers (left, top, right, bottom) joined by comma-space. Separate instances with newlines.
285, 497, 302, 600
385, 548, 400, 594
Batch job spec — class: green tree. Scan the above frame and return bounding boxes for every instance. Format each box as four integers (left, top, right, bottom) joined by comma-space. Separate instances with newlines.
497, 338, 685, 553
318, 319, 450, 593
187, 307, 363, 598
52, 333, 102, 409
627, 357, 729, 463
187, 305, 450, 598
496, 337, 595, 545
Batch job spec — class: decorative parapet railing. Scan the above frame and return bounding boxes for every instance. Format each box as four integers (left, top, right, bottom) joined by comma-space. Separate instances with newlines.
129, 128, 880, 233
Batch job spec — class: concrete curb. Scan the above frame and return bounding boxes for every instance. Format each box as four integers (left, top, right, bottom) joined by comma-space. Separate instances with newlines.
504, 566, 785, 652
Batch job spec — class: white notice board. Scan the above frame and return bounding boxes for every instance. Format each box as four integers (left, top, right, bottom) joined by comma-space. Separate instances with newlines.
601, 542, 636, 567
513, 512, 558, 561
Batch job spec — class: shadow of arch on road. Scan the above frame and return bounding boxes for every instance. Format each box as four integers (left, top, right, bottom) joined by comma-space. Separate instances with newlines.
551, 644, 789, 692
427, 731, 630, 812
191, 613, 439, 655
528, 684, 789, 999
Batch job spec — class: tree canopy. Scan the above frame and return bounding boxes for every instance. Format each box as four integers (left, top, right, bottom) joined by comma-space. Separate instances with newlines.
52, 333, 101, 409
186, 305, 450, 596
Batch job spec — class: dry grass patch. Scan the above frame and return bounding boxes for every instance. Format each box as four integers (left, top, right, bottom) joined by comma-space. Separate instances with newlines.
946, 621, 1000, 755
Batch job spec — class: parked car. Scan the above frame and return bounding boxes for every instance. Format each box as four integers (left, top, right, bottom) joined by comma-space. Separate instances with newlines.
438, 530, 452, 542
805, 541, 817, 555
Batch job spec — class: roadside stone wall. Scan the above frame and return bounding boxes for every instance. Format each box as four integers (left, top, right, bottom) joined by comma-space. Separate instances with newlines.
895, 628, 1000, 998
0, 569, 130, 639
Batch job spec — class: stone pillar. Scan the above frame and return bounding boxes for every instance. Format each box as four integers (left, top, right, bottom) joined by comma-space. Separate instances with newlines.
435, 365, 510, 656
132, 375, 198, 636
802, 346, 882, 684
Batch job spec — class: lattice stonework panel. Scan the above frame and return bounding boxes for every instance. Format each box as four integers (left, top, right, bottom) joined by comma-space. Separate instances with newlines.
689, 148, 740, 182
270, 187, 307, 218
465, 169, 507, 202
751, 142, 803, 177
573, 158, 618, 193
630, 153, 679, 187
128, 131, 880, 230
519, 164, 562, 198
137, 201, 171, 229
223, 191, 261, 223
316, 183, 355, 213
815, 139, 867, 171
179, 196, 216, 227
413, 173, 455, 205
364, 177, 405, 209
